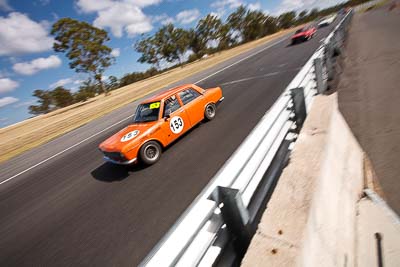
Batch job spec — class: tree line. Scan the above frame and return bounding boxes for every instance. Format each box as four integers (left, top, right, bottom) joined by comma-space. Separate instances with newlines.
29, 0, 371, 115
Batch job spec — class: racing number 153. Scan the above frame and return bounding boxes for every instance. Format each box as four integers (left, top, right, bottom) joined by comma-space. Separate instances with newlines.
170, 117, 183, 133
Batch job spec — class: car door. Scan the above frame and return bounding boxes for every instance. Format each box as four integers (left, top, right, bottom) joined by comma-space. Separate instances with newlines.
160, 94, 191, 145
177, 88, 206, 126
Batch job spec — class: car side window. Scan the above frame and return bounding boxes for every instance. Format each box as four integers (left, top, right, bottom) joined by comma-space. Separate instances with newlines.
178, 88, 201, 105
163, 95, 181, 117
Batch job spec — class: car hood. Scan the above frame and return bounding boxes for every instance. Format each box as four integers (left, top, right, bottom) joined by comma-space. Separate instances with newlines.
99, 121, 158, 152
292, 32, 307, 39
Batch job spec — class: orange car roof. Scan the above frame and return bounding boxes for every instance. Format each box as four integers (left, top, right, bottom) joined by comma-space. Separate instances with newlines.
141, 84, 198, 103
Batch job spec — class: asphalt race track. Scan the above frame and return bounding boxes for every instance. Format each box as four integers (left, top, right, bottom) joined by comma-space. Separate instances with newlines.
0, 21, 339, 266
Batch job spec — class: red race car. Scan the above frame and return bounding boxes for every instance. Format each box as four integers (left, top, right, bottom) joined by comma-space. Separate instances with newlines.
291, 25, 317, 45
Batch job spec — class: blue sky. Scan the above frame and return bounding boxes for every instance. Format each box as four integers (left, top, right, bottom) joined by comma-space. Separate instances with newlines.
0, 0, 344, 127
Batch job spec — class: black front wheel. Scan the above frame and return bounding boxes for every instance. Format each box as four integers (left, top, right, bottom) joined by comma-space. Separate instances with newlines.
139, 141, 162, 165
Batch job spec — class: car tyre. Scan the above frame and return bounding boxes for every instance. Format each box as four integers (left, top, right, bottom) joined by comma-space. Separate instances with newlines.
139, 141, 162, 165
204, 103, 216, 121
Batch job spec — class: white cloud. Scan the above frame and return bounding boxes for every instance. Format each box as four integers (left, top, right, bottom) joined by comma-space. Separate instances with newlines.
275, 0, 346, 14
211, 0, 243, 10
209, 12, 222, 19
0, 12, 54, 56
0, 78, 19, 93
39, 0, 51, 6
49, 77, 85, 90
176, 9, 201, 25
49, 78, 73, 88
77, 0, 161, 12
127, 0, 162, 7
0, 0, 12, 11
0, 96, 19, 108
152, 13, 175, 25
210, 0, 243, 18
73, 79, 84, 85
13, 100, 35, 108
76, 0, 114, 13
111, 48, 120, 57
12, 55, 62, 75
94, 2, 153, 37
277, 0, 311, 13
76, 0, 156, 37
248, 2, 261, 11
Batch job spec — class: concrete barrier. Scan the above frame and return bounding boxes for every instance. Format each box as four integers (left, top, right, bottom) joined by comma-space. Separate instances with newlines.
242, 93, 400, 266
299, 94, 363, 267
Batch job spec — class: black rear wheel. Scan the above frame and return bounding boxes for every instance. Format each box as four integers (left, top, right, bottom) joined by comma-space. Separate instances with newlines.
139, 141, 162, 165
204, 103, 216, 121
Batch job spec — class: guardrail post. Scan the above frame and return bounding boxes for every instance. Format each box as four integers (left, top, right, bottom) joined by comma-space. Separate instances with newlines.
333, 31, 342, 57
325, 42, 335, 81
290, 87, 307, 130
314, 57, 326, 94
214, 186, 251, 257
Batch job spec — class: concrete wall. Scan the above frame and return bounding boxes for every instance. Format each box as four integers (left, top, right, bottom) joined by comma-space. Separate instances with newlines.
242, 93, 400, 266
357, 190, 400, 267
298, 98, 364, 267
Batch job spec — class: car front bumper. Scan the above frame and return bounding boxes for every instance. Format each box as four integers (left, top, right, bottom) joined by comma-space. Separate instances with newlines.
292, 36, 307, 43
103, 156, 137, 165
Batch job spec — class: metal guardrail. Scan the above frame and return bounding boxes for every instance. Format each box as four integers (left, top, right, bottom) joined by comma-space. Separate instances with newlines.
140, 9, 354, 267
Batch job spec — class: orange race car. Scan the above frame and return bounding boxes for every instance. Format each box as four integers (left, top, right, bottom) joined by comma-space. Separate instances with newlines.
99, 84, 224, 165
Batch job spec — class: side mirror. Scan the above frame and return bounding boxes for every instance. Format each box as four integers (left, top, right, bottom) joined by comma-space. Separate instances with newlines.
164, 114, 170, 121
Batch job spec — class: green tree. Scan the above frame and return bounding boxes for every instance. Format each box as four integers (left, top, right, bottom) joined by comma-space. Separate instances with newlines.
278, 11, 297, 29
227, 6, 247, 43
298, 10, 308, 23
106, 75, 119, 91
217, 24, 233, 50
242, 10, 267, 41
307, 8, 319, 21
29, 89, 53, 115
147, 24, 191, 66
51, 18, 114, 95
119, 67, 161, 87
197, 14, 222, 50
263, 16, 279, 35
174, 28, 191, 65
187, 29, 204, 58
73, 79, 99, 102
227, 5, 247, 33
153, 24, 180, 64
51, 86, 74, 108
135, 36, 161, 69
226, 6, 275, 43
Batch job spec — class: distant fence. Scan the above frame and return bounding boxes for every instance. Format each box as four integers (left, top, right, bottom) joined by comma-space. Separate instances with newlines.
140, 9, 354, 267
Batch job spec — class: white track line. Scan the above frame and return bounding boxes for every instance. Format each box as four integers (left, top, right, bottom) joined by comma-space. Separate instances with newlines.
220, 72, 280, 86
220, 67, 302, 86
0, 116, 130, 185
1, 35, 289, 186
193, 36, 289, 84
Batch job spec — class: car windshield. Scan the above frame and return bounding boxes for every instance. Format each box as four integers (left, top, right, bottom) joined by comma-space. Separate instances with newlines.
133, 102, 160, 122
295, 28, 304, 34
